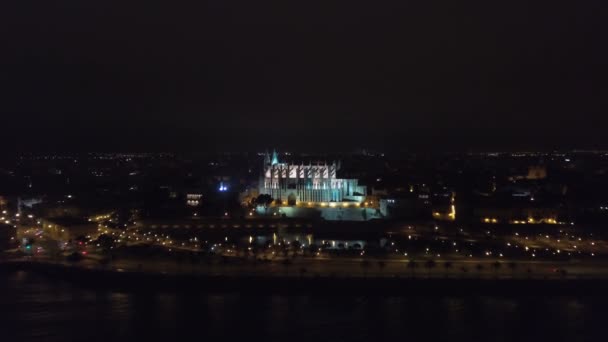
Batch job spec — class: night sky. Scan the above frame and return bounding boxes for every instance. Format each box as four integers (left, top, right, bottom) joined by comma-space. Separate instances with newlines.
1, 1, 607, 153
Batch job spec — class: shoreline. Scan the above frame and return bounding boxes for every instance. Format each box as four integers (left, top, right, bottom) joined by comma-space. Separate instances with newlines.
3, 260, 608, 296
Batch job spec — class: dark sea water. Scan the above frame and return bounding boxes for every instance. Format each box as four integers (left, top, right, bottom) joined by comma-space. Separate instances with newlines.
1, 271, 606, 342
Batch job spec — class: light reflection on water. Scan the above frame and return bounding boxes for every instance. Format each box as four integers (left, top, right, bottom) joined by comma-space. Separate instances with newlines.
0, 271, 605, 342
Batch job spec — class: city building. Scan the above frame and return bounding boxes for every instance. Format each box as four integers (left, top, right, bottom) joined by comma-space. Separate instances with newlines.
258, 151, 366, 204
41, 217, 97, 242
186, 193, 203, 207
472, 197, 561, 225
508, 165, 548, 181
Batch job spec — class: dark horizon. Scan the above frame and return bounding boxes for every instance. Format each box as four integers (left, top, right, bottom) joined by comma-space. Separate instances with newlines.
6, 147, 608, 157
2, 1, 607, 152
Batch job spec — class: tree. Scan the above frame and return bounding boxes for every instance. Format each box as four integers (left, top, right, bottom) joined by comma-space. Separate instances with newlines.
460, 266, 468, 277
66, 252, 82, 263
507, 261, 517, 278
361, 259, 371, 278
425, 260, 437, 278
475, 263, 484, 278
176, 253, 186, 264
407, 260, 418, 278
443, 261, 453, 278
282, 258, 292, 276
308, 244, 318, 257
99, 257, 111, 268
189, 252, 200, 264
250, 246, 259, 259
96, 234, 114, 254
255, 194, 273, 207
492, 261, 501, 278
291, 240, 301, 251
377, 260, 386, 275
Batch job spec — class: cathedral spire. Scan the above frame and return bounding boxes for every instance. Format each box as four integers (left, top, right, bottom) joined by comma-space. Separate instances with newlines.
264, 149, 271, 165
271, 149, 279, 165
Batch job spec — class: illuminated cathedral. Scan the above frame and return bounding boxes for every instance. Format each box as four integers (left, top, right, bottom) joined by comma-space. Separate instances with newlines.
259, 151, 366, 204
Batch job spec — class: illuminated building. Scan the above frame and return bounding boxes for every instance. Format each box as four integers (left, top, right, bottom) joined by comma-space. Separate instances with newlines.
41, 217, 97, 242
432, 204, 456, 221
508, 165, 547, 181
186, 194, 202, 207
258, 150, 366, 204
474, 206, 560, 225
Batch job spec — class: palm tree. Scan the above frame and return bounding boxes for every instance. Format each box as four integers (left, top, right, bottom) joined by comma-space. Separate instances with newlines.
460, 266, 468, 278
425, 259, 437, 278
526, 267, 533, 279
308, 244, 318, 257
443, 261, 453, 278
282, 258, 292, 276
492, 261, 501, 278
190, 252, 200, 265
407, 260, 418, 278
99, 257, 110, 269
176, 252, 185, 266
475, 263, 484, 278
292, 240, 301, 251
507, 261, 517, 278
361, 259, 371, 278
377, 260, 386, 276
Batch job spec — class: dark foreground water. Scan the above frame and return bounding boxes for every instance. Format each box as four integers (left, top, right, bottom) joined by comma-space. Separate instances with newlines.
1, 271, 606, 342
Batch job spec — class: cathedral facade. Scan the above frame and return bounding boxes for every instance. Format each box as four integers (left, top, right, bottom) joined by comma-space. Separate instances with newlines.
258, 151, 366, 204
